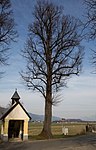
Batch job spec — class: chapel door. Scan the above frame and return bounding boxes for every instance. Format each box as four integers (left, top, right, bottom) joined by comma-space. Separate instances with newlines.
8, 120, 23, 139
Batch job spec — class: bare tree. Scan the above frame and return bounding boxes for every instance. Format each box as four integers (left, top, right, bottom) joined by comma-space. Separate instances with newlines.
91, 49, 96, 73
85, 0, 96, 39
21, 0, 84, 138
0, 0, 17, 68
84, 0, 96, 72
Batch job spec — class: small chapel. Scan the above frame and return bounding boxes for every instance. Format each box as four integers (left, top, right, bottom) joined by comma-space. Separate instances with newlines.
0, 90, 31, 142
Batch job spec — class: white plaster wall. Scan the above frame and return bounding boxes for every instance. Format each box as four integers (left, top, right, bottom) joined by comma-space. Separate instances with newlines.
5, 104, 30, 120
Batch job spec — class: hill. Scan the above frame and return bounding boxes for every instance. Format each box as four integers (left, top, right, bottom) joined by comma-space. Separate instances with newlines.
0, 106, 7, 118
29, 113, 61, 122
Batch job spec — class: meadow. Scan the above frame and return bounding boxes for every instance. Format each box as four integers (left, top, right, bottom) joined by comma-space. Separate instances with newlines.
0, 121, 96, 140
28, 122, 87, 139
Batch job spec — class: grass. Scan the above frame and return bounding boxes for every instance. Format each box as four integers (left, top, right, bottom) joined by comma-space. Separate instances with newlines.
0, 122, 96, 141
28, 122, 87, 140
28, 122, 43, 136
28, 134, 69, 140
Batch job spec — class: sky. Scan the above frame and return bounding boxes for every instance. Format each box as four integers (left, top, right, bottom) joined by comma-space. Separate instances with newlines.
0, 0, 96, 121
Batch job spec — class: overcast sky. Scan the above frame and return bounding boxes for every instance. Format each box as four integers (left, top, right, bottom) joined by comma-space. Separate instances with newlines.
0, 0, 96, 120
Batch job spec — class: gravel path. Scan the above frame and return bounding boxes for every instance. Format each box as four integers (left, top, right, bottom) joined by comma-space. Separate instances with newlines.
0, 133, 96, 150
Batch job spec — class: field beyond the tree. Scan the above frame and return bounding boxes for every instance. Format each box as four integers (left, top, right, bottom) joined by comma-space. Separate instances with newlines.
28, 122, 88, 140
0, 122, 96, 140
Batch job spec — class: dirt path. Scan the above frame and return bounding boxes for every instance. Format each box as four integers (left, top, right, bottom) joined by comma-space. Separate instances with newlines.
0, 133, 96, 150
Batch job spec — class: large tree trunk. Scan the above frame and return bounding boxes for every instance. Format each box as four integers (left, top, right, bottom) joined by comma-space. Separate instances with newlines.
40, 93, 52, 138
40, 48, 53, 138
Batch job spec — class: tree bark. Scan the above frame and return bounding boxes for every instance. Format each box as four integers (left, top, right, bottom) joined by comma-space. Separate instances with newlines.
40, 41, 53, 138
40, 64, 53, 138
40, 92, 52, 138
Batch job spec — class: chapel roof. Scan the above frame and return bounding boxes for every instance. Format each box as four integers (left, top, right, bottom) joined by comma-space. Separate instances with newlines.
0, 101, 31, 120
0, 90, 31, 120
